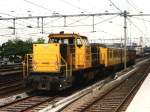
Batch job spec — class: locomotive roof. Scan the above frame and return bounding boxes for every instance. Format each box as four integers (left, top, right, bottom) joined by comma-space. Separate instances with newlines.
48, 33, 87, 39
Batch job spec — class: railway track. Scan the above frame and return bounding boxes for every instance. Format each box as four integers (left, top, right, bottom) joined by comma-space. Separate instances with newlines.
0, 63, 22, 78
0, 64, 22, 76
0, 75, 24, 97
0, 81, 25, 96
0, 64, 24, 97
0, 87, 77, 112
0, 75, 23, 95
0, 65, 22, 72
61, 59, 150, 112
0, 95, 59, 112
0, 58, 149, 111
0, 64, 22, 70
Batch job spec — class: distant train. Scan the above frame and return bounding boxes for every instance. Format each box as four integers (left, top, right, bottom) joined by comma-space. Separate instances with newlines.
23, 32, 136, 91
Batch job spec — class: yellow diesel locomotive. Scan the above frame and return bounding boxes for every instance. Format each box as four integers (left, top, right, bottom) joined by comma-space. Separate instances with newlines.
24, 32, 136, 91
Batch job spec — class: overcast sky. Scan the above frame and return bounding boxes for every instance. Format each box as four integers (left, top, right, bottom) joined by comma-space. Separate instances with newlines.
0, 0, 150, 46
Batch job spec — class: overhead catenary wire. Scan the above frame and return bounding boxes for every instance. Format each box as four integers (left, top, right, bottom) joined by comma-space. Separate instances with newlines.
42, 14, 121, 38
133, 16, 148, 35
0, 12, 59, 34
23, 0, 96, 27
24, 0, 92, 21
125, 1, 148, 43
127, 18, 144, 35
107, 0, 122, 12
0, 12, 37, 26
66, 16, 90, 26
23, 0, 65, 30
0, 0, 149, 49
0, 12, 42, 35
0, 10, 123, 42
23, 0, 102, 34
94, 15, 119, 25
23, 0, 89, 33
141, 17, 148, 37
57, 0, 124, 27
56, 0, 105, 23
56, 0, 124, 34
80, 29, 121, 38
125, 0, 148, 40
43, 17, 62, 26
0, 12, 122, 37
0, 12, 121, 36
125, 0, 141, 12
131, 16, 150, 23
57, 0, 92, 14
0, 0, 150, 46
47, 15, 120, 28
23, 0, 55, 13
67, 16, 121, 38
0, 0, 122, 32
0, 1, 63, 31
129, 16, 149, 45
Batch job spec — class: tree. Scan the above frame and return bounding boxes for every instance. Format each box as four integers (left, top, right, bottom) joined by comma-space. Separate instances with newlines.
0, 45, 2, 58
1, 37, 46, 58
36, 37, 45, 44
1, 38, 33, 58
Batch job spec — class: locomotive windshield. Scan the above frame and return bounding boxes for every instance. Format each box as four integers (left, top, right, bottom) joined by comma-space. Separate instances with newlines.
48, 34, 89, 46
82, 38, 89, 45
48, 37, 89, 46
48, 38, 75, 44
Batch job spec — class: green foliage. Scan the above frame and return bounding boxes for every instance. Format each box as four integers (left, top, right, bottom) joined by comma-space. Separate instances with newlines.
0, 46, 2, 57
36, 37, 45, 44
1, 38, 33, 57
0, 37, 46, 58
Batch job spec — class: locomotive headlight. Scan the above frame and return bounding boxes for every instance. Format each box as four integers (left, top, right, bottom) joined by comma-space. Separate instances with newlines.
34, 65, 37, 69
60, 84, 62, 88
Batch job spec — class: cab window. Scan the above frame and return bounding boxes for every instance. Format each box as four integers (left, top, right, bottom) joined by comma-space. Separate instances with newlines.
49, 38, 76, 45
76, 38, 82, 45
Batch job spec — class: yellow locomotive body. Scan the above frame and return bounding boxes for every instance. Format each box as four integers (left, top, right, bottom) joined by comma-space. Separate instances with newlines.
100, 47, 135, 68
100, 47, 122, 67
32, 43, 61, 72
24, 33, 136, 91
75, 45, 92, 69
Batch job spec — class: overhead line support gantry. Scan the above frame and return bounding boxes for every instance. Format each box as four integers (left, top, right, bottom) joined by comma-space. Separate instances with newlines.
0, 11, 149, 70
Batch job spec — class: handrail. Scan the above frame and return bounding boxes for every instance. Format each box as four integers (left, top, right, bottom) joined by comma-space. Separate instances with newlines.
60, 55, 68, 79
22, 61, 26, 78
24, 51, 97, 80
70, 54, 73, 79
24, 53, 72, 81
26, 54, 29, 76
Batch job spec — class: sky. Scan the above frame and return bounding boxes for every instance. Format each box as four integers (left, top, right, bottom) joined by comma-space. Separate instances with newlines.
0, 0, 150, 46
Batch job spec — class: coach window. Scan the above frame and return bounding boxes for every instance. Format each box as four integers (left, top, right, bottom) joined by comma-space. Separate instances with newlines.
114, 50, 116, 57
109, 50, 112, 58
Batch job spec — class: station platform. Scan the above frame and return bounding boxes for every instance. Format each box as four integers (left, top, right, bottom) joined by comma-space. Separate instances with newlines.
126, 73, 150, 112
